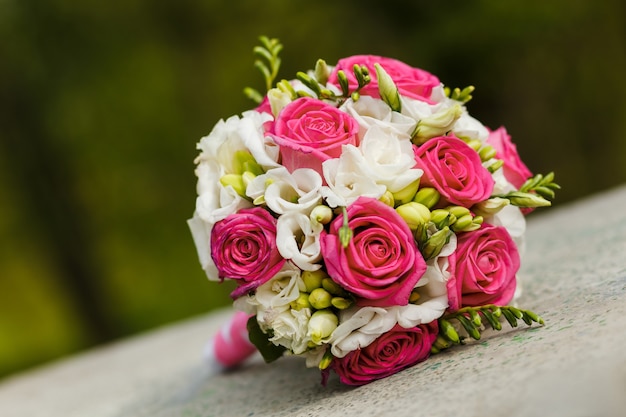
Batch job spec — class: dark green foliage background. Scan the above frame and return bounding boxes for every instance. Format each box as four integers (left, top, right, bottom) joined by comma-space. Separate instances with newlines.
1, 0, 624, 378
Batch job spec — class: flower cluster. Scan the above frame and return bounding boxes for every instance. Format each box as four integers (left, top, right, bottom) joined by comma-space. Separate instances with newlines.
189, 37, 559, 386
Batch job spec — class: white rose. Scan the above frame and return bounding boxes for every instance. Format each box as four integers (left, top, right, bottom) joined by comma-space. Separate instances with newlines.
342, 96, 416, 139
329, 306, 396, 358
321, 145, 386, 208
262, 308, 312, 354
451, 111, 490, 142
358, 125, 423, 193
253, 262, 306, 310
247, 167, 322, 215
276, 212, 323, 271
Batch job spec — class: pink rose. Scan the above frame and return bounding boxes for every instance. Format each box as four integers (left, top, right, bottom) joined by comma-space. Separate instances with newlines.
211, 207, 285, 299
332, 322, 438, 385
272, 97, 358, 175
328, 55, 440, 102
414, 136, 495, 207
486, 126, 532, 189
320, 197, 426, 307
446, 223, 520, 310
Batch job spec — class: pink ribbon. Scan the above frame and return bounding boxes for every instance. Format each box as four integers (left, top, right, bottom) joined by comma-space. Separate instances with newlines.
207, 311, 257, 368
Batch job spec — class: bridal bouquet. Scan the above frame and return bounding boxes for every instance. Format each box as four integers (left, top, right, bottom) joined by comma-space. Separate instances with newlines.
188, 37, 559, 386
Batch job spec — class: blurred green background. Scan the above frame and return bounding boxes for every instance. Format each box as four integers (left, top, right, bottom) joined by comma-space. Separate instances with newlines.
1, 0, 624, 380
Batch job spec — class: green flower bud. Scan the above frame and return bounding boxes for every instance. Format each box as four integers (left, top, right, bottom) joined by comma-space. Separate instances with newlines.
268, 86, 293, 118
487, 159, 504, 173
302, 270, 328, 292
379, 190, 395, 207
413, 187, 440, 209
290, 292, 311, 310
451, 214, 476, 232
391, 179, 420, 205
322, 278, 348, 296
506, 191, 552, 208
433, 334, 451, 350
440, 319, 460, 344
310, 205, 333, 225
374, 63, 401, 112
308, 309, 338, 344
473, 197, 510, 216
422, 226, 452, 260
241, 171, 257, 189
314, 59, 330, 85
233, 150, 264, 176
447, 205, 470, 219
219, 174, 246, 197
478, 145, 497, 162
412, 103, 463, 145
331, 297, 352, 310
396, 202, 431, 231
309, 288, 332, 310
465, 139, 483, 151
430, 209, 454, 229
318, 350, 334, 370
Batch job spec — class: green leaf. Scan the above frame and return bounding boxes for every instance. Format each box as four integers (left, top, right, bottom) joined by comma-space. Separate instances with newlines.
246, 316, 286, 363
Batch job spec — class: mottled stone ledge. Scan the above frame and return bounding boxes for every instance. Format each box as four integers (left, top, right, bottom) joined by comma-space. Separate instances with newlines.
2, 186, 626, 417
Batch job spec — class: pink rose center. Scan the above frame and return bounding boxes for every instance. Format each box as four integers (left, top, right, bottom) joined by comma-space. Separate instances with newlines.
229, 235, 261, 261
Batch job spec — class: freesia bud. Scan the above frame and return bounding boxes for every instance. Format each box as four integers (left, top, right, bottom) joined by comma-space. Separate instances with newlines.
422, 226, 452, 260
322, 278, 347, 296
290, 292, 312, 310
392, 179, 420, 205
451, 214, 476, 232
478, 145, 497, 162
465, 139, 482, 151
396, 202, 431, 231
374, 63, 401, 112
473, 197, 510, 216
310, 205, 333, 225
309, 288, 332, 310
314, 59, 330, 85
412, 103, 463, 144
413, 187, 440, 209
379, 190, 395, 207
506, 191, 552, 208
447, 205, 470, 219
268, 86, 293, 118
308, 310, 339, 345
430, 209, 453, 229
487, 159, 504, 173
302, 270, 328, 292
241, 171, 257, 189
318, 350, 334, 370
233, 150, 263, 176
331, 297, 352, 310
219, 174, 246, 197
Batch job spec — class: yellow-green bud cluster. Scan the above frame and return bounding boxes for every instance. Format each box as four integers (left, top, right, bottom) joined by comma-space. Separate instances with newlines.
293, 270, 353, 313
219, 150, 264, 199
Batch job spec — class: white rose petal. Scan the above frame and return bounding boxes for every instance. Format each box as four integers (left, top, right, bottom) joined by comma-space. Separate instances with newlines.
276, 212, 323, 271
262, 308, 312, 354
321, 146, 386, 207
342, 96, 416, 139
248, 167, 322, 215
253, 262, 305, 309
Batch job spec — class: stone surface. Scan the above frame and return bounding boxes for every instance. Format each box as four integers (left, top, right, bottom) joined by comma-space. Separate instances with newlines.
2, 186, 626, 417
